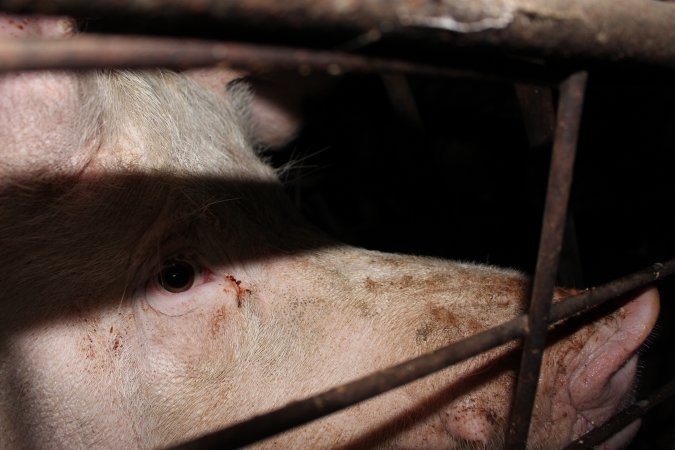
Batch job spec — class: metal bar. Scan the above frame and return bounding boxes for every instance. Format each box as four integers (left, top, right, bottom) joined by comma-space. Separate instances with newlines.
2, 0, 675, 69
506, 71, 588, 449
0, 34, 510, 82
172, 316, 529, 450
515, 84, 585, 288
563, 378, 675, 450
167, 258, 675, 450
549, 261, 675, 323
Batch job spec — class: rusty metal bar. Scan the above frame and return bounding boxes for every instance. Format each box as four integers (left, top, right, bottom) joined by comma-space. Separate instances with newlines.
0, 34, 517, 82
506, 71, 588, 449
563, 378, 675, 450
549, 261, 674, 323
167, 258, 675, 450
2, 0, 675, 70
172, 316, 529, 450
515, 84, 585, 289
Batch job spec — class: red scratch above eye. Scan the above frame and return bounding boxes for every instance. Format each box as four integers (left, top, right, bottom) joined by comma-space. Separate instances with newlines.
224, 275, 252, 308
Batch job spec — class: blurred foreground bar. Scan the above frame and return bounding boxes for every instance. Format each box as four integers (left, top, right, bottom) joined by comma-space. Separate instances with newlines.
1, 0, 675, 69
0, 34, 507, 81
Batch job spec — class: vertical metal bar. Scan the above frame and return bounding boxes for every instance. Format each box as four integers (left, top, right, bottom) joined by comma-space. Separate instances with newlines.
505, 71, 588, 449
515, 84, 585, 288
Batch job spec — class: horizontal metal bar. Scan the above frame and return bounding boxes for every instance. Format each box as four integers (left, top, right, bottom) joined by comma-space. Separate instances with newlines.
563, 378, 675, 450
550, 261, 675, 323
0, 34, 516, 82
168, 258, 675, 450
506, 70, 587, 449
2, 0, 675, 69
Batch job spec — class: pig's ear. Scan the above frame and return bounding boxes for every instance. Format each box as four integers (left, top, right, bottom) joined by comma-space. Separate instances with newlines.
184, 68, 302, 149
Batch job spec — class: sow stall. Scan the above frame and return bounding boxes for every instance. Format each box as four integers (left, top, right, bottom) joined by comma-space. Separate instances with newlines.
1, 0, 674, 448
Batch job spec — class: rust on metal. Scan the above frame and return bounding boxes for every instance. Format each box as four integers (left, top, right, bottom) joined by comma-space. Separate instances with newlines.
516, 83, 585, 290
168, 258, 675, 450
506, 71, 588, 449
549, 261, 675, 323
515, 83, 585, 289
2, 0, 675, 69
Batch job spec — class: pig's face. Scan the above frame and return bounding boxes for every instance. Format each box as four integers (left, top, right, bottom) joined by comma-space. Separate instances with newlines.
0, 18, 660, 450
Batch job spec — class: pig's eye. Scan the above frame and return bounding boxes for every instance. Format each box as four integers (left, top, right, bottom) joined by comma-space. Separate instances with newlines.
144, 255, 213, 315
157, 259, 196, 293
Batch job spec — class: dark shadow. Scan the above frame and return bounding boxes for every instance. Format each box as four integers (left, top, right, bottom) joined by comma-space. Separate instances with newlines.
0, 173, 336, 331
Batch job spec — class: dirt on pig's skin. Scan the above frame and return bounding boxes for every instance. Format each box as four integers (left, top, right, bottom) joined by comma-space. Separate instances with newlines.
0, 61, 660, 450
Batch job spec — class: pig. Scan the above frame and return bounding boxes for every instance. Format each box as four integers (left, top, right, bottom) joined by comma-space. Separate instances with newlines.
0, 14, 660, 450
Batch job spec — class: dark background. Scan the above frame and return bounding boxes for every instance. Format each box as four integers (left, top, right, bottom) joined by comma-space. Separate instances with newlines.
268, 73, 675, 448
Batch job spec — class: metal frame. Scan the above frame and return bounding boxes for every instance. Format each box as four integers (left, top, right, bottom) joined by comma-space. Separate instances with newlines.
2, 0, 675, 69
2, 1, 674, 449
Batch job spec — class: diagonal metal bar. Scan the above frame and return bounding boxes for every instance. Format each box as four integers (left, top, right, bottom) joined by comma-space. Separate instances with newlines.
166, 258, 675, 450
515, 84, 585, 289
505, 70, 588, 449
171, 316, 529, 450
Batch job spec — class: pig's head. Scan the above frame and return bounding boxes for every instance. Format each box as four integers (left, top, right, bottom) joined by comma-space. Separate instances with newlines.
0, 14, 660, 450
